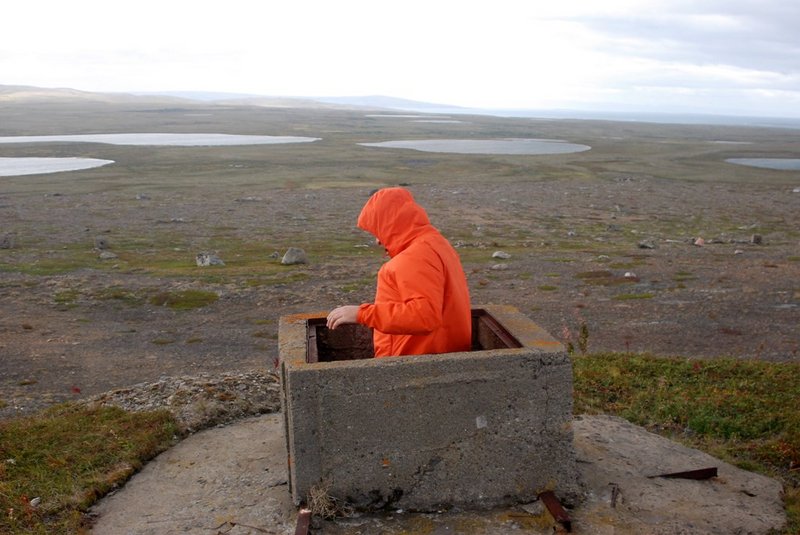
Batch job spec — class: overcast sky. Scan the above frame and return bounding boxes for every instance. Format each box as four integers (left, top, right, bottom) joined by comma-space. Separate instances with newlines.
2, 0, 799, 117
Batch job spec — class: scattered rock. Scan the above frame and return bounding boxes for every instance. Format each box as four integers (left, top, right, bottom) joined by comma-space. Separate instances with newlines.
135, 193, 151, 200
81, 370, 281, 432
94, 236, 110, 250
196, 252, 225, 267
268, 251, 281, 259
567, 230, 577, 237
99, 251, 118, 260
235, 196, 263, 202
693, 237, 705, 247
734, 249, 745, 255
751, 234, 763, 245
1, 233, 16, 249
638, 240, 656, 249
624, 271, 637, 279
281, 247, 308, 265
492, 251, 511, 259
490, 264, 509, 271
793, 187, 800, 193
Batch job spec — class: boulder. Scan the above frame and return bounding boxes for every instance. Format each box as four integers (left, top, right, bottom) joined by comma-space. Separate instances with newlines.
281, 247, 307, 265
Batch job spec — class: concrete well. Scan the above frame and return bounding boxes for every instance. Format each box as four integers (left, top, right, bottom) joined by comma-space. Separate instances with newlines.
278, 304, 581, 512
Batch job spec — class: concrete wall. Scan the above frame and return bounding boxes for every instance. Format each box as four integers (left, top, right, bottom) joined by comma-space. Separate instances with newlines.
278, 304, 581, 512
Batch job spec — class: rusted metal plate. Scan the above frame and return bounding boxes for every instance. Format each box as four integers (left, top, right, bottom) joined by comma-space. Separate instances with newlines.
294, 508, 311, 535
539, 490, 572, 532
649, 467, 718, 480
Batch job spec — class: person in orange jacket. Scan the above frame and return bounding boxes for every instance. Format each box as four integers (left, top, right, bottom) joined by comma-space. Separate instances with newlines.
326, 187, 472, 357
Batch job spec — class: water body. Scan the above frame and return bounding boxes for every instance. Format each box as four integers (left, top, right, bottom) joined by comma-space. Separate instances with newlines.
0, 157, 114, 177
0, 133, 321, 146
726, 158, 800, 171
359, 138, 590, 155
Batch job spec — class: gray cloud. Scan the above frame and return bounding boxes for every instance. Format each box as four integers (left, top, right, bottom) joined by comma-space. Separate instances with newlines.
572, 1, 800, 75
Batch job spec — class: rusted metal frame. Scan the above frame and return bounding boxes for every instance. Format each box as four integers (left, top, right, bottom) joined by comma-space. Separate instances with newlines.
472, 309, 523, 348
294, 508, 311, 535
648, 466, 718, 480
538, 490, 572, 532
306, 319, 322, 363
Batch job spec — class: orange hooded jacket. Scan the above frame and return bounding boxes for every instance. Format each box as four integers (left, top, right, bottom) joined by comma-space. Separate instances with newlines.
355, 188, 472, 357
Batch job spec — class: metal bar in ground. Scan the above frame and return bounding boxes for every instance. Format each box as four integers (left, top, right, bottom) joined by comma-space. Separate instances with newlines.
539, 490, 572, 532
648, 467, 718, 480
294, 508, 311, 535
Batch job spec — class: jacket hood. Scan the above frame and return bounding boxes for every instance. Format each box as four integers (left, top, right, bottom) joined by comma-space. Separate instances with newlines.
357, 188, 433, 257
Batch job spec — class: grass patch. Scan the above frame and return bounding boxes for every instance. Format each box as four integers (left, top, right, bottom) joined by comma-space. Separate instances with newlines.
613, 292, 655, 300
0, 404, 178, 534
573, 353, 800, 533
53, 290, 80, 310
672, 270, 696, 281
149, 290, 219, 310
575, 270, 635, 286
94, 286, 144, 306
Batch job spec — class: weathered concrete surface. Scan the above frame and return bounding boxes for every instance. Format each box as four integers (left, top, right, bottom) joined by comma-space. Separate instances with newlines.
279, 305, 582, 511
569, 414, 786, 535
90, 414, 296, 535
89, 413, 786, 535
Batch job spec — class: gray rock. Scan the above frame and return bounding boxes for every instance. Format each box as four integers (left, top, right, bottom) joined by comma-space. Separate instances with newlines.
281, 247, 308, 265
751, 234, 763, 245
638, 240, 656, 249
99, 251, 118, 260
492, 251, 511, 259
94, 236, 110, 250
1, 233, 16, 249
196, 252, 225, 267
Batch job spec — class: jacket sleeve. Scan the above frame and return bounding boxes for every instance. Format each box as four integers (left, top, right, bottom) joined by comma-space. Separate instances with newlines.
358, 249, 445, 335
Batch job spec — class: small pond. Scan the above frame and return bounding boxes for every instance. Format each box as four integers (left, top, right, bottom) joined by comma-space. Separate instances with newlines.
0, 133, 321, 146
0, 157, 114, 177
359, 138, 591, 155
726, 158, 800, 171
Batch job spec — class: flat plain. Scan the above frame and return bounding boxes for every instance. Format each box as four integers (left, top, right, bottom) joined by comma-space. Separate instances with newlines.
1, 98, 799, 417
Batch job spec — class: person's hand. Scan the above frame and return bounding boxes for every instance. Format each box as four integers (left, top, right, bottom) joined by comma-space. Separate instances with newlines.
327, 305, 360, 330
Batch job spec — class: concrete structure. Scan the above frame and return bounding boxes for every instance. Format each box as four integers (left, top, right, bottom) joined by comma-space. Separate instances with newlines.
278, 305, 581, 512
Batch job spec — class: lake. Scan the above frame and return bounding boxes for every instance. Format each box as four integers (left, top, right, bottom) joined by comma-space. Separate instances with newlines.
726, 158, 800, 171
359, 138, 591, 155
0, 133, 321, 146
0, 157, 114, 177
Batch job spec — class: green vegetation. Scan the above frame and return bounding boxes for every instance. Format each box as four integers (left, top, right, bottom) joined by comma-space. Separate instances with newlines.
573, 353, 800, 533
0, 404, 178, 534
149, 290, 219, 310
613, 292, 655, 300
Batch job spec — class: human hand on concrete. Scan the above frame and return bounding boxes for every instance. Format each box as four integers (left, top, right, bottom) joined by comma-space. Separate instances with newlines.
327, 305, 360, 330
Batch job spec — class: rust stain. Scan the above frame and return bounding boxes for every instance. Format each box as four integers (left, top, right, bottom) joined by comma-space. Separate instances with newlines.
531, 339, 563, 348
281, 311, 327, 323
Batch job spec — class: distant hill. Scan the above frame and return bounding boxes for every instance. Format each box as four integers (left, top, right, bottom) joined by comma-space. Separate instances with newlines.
0, 85, 462, 114
0, 85, 193, 105
2, 85, 796, 128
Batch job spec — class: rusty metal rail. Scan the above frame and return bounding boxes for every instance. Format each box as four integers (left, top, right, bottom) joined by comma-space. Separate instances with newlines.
649, 466, 718, 480
294, 508, 311, 535
539, 490, 572, 532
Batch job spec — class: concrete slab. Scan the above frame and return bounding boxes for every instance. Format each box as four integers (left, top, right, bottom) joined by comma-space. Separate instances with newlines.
89, 413, 787, 535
